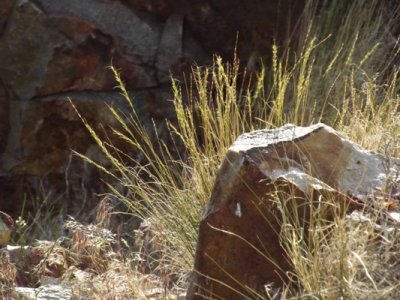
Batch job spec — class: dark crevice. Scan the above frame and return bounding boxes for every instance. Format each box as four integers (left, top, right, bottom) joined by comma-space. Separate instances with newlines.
30, 83, 172, 102
0, 1, 16, 37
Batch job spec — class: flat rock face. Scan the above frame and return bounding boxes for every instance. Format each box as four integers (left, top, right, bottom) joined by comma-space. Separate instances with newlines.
187, 123, 400, 300
0, 0, 200, 215
0, 0, 308, 219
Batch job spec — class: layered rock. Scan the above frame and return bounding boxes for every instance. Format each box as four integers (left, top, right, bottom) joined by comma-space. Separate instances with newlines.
0, 0, 204, 216
187, 123, 400, 299
0, 0, 307, 219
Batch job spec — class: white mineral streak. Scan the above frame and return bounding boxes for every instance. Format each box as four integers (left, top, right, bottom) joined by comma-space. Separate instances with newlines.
235, 202, 242, 217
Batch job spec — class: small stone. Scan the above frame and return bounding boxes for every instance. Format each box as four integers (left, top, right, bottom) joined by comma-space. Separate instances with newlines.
14, 284, 72, 300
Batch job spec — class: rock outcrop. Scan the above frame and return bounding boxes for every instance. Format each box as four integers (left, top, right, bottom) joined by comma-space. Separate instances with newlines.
187, 123, 400, 300
0, 0, 304, 217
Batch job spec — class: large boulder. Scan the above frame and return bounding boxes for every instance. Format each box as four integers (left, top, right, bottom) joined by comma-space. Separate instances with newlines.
187, 123, 400, 299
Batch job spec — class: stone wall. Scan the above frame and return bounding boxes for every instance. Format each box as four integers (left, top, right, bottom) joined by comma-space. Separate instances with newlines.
0, 0, 303, 217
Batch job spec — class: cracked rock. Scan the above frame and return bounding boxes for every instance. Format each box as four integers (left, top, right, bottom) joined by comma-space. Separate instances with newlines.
187, 123, 400, 299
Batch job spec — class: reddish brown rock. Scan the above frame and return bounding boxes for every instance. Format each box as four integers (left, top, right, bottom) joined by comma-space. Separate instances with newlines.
13, 100, 110, 175
187, 123, 400, 299
0, 0, 306, 219
0, 0, 160, 100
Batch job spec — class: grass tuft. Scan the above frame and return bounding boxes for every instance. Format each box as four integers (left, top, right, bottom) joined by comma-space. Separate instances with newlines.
68, 0, 400, 298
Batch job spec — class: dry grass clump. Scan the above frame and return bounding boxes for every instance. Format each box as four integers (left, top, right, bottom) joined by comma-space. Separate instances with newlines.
333, 211, 399, 299
0, 0, 398, 298
0, 251, 17, 298
22, 0, 398, 298
274, 187, 400, 300
0, 199, 187, 299
62, 199, 184, 299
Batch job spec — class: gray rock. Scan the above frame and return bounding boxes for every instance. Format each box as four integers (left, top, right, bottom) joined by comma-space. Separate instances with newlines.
156, 14, 183, 83
0, 2, 61, 101
15, 284, 72, 300
35, 0, 161, 60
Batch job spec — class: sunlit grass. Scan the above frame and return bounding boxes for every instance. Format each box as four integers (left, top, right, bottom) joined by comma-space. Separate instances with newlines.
76, 0, 400, 298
